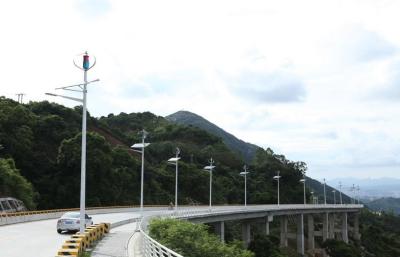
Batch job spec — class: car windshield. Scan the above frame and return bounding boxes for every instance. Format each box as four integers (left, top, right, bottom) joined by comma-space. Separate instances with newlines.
62, 212, 80, 219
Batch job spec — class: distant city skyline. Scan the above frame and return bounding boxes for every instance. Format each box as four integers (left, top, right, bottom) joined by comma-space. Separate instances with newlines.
1, 0, 399, 179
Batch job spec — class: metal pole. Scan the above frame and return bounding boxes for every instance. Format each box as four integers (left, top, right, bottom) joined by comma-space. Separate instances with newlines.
323, 179, 326, 205
79, 68, 87, 234
278, 171, 280, 206
244, 168, 247, 207
357, 186, 360, 204
209, 158, 213, 212
140, 131, 145, 216
339, 182, 343, 205
175, 160, 178, 212
303, 180, 306, 205
333, 190, 336, 205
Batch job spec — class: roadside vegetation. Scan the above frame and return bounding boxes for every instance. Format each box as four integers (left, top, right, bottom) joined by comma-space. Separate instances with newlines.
359, 210, 400, 256
149, 218, 254, 257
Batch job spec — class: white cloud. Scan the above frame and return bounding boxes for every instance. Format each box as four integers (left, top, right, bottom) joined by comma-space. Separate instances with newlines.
1, 0, 400, 179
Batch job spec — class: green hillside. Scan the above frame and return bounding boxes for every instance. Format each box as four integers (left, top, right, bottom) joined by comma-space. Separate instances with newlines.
0, 97, 306, 209
366, 197, 400, 215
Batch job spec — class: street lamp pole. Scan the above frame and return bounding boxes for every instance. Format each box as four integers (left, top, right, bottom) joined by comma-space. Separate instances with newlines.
168, 148, 181, 212
351, 184, 356, 204
46, 52, 98, 234
131, 129, 150, 217
332, 190, 336, 205
239, 165, 250, 208
339, 181, 343, 205
356, 185, 360, 204
310, 191, 315, 204
300, 176, 306, 206
204, 158, 215, 212
323, 178, 327, 205
273, 171, 281, 206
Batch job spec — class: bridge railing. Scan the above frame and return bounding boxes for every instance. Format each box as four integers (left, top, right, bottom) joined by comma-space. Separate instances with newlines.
141, 227, 184, 257
138, 207, 219, 257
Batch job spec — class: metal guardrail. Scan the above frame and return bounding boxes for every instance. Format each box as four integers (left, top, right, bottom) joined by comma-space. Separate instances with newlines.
139, 208, 214, 257
141, 228, 184, 257
0, 205, 183, 226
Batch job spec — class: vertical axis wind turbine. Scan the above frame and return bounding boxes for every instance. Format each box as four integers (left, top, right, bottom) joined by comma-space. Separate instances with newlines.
45, 52, 99, 233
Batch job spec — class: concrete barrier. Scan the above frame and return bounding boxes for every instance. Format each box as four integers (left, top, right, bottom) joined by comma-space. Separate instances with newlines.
56, 222, 114, 256
65, 238, 84, 249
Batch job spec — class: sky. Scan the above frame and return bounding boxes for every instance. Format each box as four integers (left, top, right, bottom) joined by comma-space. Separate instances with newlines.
1, 0, 399, 181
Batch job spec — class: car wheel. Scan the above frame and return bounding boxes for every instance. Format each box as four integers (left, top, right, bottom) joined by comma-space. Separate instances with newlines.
57, 229, 62, 234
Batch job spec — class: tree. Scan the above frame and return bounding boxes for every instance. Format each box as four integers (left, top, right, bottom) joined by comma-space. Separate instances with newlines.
0, 158, 37, 209
54, 132, 136, 207
149, 218, 254, 257
322, 239, 361, 257
248, 234, 288, 257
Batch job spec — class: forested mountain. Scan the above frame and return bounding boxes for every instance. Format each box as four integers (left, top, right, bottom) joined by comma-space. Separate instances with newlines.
0, 97, 307, 210
166, 110, 351, 205
366, 197, 400, 215
166, 111, 260, 163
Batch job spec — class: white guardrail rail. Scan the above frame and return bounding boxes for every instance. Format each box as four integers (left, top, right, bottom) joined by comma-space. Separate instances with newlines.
139, 208, 215, 257
137, 204, 363, 257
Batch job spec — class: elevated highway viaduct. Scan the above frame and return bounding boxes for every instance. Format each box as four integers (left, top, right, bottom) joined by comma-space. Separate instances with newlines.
0, 204, 362, 257
182, 204, 361, 255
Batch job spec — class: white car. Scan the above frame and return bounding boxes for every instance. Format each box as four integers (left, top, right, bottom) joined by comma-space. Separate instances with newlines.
57, 211, 93, 233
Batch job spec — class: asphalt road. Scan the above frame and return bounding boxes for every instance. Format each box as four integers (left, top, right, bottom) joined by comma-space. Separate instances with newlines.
0, 211, 141, 257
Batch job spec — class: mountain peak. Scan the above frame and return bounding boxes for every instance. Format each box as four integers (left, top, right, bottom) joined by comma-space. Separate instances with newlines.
167, 110, 205, 121
166, 111, 260, 162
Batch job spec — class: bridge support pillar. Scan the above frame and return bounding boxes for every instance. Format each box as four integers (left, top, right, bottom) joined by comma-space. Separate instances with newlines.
353, 213, 360, 241
329, 213, 335, 239
307, 214, 315, 250
264, 215, 273, 236
322, 212, 329, 241
242, 222, 251, 247
280, 216, 288, 247
297, 214, 305, 255
341, 212, 348, 243
213, 221, 225, 242
265, 220, 270, 236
